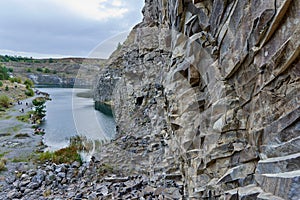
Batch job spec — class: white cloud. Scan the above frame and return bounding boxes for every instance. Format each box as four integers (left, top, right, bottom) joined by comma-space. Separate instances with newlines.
52, 0, 129, 21
111, 0, 123, 7
0, 0, 144, 57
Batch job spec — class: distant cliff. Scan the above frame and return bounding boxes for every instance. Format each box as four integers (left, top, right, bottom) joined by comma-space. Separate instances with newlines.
94, 0, 300, 199
1, 57, 106, 87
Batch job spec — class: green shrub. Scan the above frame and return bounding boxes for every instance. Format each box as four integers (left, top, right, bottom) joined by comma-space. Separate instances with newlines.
34, 60, 41, 63
36, 68, 43, 72
0, 65, 9, 80
0, 81, 2, 87
24, 79, 34, 88
15, 77, 22, 83
38, 146, 82, 164
0, 95, 11, 108
9, 77, 22, 83
37, 136, 84, 165
5, 85, 9, 91
26, 68, 32, 73
0, 158, 7, 172
25, 88, 34, 96
16, 111, 34, 122
44, 68, 50, 73
32, 97, 47, 121
14, 133, 30, 138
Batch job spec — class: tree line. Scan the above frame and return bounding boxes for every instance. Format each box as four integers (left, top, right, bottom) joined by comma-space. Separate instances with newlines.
0, 55, 54, 63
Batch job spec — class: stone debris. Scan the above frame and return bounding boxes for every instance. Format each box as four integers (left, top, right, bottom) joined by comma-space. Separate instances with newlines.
0, 160, 183, 200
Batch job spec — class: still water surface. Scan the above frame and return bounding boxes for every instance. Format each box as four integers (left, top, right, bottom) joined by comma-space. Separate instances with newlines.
39, 88, 115, 151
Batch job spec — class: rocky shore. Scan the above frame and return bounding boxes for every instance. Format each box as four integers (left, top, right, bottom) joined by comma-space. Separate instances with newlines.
1, 0, 299, 199
1, 159, 182, 200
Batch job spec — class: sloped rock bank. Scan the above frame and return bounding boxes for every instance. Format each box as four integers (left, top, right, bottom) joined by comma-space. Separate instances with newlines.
1, 160, 182, 200
94, 0, 300, 199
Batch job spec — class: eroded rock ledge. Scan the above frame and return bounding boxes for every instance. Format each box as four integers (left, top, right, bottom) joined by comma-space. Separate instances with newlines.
94, 0, 300, 199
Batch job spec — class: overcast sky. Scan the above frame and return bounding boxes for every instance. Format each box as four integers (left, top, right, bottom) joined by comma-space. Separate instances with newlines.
0, 0, 144, 58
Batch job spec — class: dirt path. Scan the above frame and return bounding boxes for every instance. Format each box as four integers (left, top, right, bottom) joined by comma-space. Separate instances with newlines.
0, 95, 45, 189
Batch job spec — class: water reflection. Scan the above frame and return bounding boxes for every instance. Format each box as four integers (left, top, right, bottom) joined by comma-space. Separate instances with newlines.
40, 88, 115, 151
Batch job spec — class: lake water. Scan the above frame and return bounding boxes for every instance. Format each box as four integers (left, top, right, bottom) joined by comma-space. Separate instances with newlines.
39, 88, 116, 151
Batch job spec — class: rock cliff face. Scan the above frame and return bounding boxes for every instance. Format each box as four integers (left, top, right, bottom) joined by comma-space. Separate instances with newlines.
94, 0, 300, 199
4, 58, 105, 87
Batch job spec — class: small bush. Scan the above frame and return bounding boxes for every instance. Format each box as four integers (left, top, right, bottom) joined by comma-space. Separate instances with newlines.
44, 68, 50, 73
5, 85, 9, 91
25, 88, 34, 96
26, 68, 32, 73
0, 65, 9, 80
38, 146, 82, 164
24, 79, 34, 88
15, 77, 22, 83
14, 133, 30, 138
16, 115, 28, 122
38, 151, 53, 161
38, 136, 84, 165
0, 81, 2, 87
0, 158, 7, 172
32, 97, 46, 120
9, 77, 22, 83
0, 95, 11, 108
16, 111, 33, 123
36, 68, 43, 72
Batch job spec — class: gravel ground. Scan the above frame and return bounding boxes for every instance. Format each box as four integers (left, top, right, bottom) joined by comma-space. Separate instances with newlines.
0, 94, 46, 192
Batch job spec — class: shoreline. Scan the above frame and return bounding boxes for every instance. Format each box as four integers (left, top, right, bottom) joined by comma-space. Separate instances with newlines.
0, 93, 46, 193
0, 89, 180, 199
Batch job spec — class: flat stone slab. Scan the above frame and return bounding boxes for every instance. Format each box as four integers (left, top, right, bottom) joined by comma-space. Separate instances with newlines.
256, 152, 300, 174
256, 170, 300, 200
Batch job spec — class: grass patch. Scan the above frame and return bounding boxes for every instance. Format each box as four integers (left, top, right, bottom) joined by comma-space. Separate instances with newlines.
16, 115, 29, 123
4, 115, 12, 119
0, 158, 7, 172
43, 189, 51, 197
0, 95, 11, 108
38, 146, 82, 164
16, 111, 34, 123
11, 155, 32, 163
97, 163, 114, 176
34, 131, 45, 135
37, 136, 84, 165
14, 133, 30, 138
0, 133, 11, 137
0, 151, 9, 172
31, 125, 38, 129
0, 151, 9, 158
7, 125, 22, 133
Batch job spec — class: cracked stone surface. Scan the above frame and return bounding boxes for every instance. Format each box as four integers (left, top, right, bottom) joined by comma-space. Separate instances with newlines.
94, 0, 300, 199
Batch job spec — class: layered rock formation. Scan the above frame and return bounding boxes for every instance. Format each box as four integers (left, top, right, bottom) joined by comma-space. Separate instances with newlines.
3, 58, 105, 87
94, 0, 300, 199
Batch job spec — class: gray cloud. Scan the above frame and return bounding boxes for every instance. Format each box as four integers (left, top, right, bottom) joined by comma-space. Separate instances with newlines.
0, 0, 144, 58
